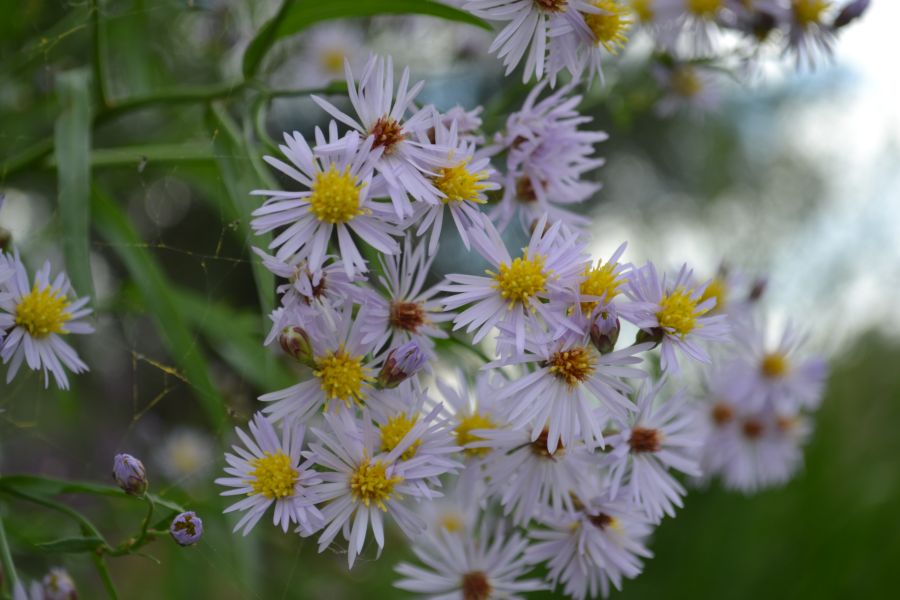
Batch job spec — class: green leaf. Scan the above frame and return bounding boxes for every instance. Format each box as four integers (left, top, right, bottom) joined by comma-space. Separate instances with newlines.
54, 68, 95, 298
91, 189, 229, 430
243, 0, 490, 78
36, 536, 105, 554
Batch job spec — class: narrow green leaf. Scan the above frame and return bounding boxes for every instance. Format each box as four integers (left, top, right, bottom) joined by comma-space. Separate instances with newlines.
0, 475, 186, 514
36, 536, 105, 554
44, 143, 216, 170
55, 68, 95, 298
91, 189, 228, 430
243, 0, 490, 78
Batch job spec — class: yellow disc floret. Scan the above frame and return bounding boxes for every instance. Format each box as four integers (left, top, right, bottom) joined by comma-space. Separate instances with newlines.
670, 65, 702, 98
490, 250, 549, 307
379, 412, 421, 460
686, 0, 724, 18
792, 0, 830, 26
584, 1, 632, 53
247, 451, 298, 499
350, 458, 403, 511
629, 0, 655, 22
657, 287, 703, 336
308, 164, 366, 224
439, 511, 464, 533
15, 285, 71, 338
579, 261, 624, 314
699, 276, 727, 312
320, 48, 346, 74
435, 161, 489, 205
761, 352, 790, 378
547, 346, 597, 387
455, 412, 496, 458
314, 346, 372, 408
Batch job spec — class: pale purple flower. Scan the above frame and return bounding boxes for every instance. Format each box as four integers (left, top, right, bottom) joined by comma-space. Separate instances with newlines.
112, 453, 149, 496
653, 62, 723, 118
169, 511, 204, 546
41, 567, 77, 600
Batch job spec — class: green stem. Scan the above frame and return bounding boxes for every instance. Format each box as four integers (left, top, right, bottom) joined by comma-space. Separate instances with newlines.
90, 0, 109, 108
95, 81, 248, 125
92, 554, 119, 600
137, 495, 154, 541
0, 511, 18, 595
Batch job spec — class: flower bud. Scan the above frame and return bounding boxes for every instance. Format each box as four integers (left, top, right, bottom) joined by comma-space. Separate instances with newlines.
635, 327, 664, 348
0, 227, 10, 252
112, 453, 148, 496
378, 340, 427, 389
278, 326, 314, 366
170, 511, 203, 546
833, 0, 870, 29
42, 567, 77, 600
748, 277, 767, 302
590, 316, 620, 355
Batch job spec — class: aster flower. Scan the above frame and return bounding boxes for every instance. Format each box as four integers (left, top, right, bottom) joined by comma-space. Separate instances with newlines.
601, 379, 703, 521
0, 250, 93, 389
309, 407, 453, 568
360, 237, 453, 355
155, 427, 215, 483
439, 104, 486, 145
728, 317, 828, 412
312, 54, 447, 217
413, 117, 499, 254
653, 62, 723, 117
250, 122, 400, 277
526, 498, 654, 599
215, 412, 323, 535
41, 567, 78, 600
442, 215, 589, 355
12, 581, 44, 600
656, 0, 728, 53
253, 248, 371, 311
170, 511, 204, 546
260, 303, 379, 423
571, 242, 640, 326
625, 262, 730, 374
438, 371, 506, 463
782, 0, 836, 68
394, 520, 545, 599
295, 22, 365, 87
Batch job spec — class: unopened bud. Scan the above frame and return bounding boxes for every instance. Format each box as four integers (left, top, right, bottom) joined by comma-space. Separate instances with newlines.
749, 9, 777, 41
378, 340, 427, 388
279, 326, 314, 365
590, 316, 620, 355
42, 567, 77, 600
748, 277, 767, 302
112, 453, 148, 496
170, 511, 203, 546
635, 327, 664, 349
0, 228, 10, 252
833, 0, 870, 29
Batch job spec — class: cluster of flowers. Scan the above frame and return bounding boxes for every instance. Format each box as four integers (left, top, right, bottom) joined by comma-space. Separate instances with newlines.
212, 54, 827, 598
11, 567, 78, 600
464, 0, 872, 83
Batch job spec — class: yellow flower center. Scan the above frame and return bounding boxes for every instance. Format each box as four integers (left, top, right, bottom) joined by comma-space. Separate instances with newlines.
670, 66, 702, 98
490, 251, 549, 307
15, 284, 71, 338
686, 0, 723, 18
308, 164, 366, 224
792, 0, 830, 26
313, 347, 372, 408
547, 346, 597, 387
761, 352, 790, 378
435, 161, 490, 205
584, 1, 631, 53
320, 48, 346, 74
657, 287, 703, 336
455, 412, 496, 458
629, 0, 655, 22
350, 458, 403, 511
699, 276, 727, 312
439, 511, 465, 533
379, 412, 421, 460
247, 451, 298, 499
579, 261, 624, 314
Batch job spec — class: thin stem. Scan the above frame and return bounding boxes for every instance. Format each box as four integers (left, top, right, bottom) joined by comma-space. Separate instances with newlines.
90, 0, 109, 108
0, 488, 106, 542
95, 81, 248, 125
0, 511, 19, 595
92, 555, 119, 600
137, 495, 155, 541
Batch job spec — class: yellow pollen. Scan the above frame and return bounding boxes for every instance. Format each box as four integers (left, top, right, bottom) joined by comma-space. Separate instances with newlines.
379, 412, 421, 460
686, 0, 724, 18
313, 346, 372, 408
534, 0, 569, 13
584, 1, 632, 53
629, 0, 655, 22
547, 346, 597, 387
247, 452, 298, 499
579, 261, 624, 314
350, 458, 403, 511
15, 284, 71, 338
670, 66, 703, 98
760, 352, 790, 378
435, 161, 489, 205
700, 276, 727, 312
439, 512, 464, 533
657, 287, 703, 337
320, 48, 346, 74
489, 250, 550, 307
792, 0, 830, 26
308, 164, 366, 224
455, 412, 496, 458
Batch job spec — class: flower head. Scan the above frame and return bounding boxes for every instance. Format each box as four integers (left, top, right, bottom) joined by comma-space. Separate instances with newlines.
170, 511, 204, 546
112, 453, 148, 496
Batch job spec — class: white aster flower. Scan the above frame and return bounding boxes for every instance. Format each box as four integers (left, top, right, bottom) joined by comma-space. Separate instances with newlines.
442, 215, 589, 355
0, 250, 93, 389
312, 54, 448, 217
653, 62, 723, 117
394, 520, 545, 599
602, 379, 702, 521
295, 23, 366, 87
360, 236, 453, 355
250, 122, 399, 277
215, 412, 323, 535
782, 0, 836, 68
625, 262, 730, 374
156, 427, 215, 483
526, 498, 654, 599
440, 104, 486, 145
